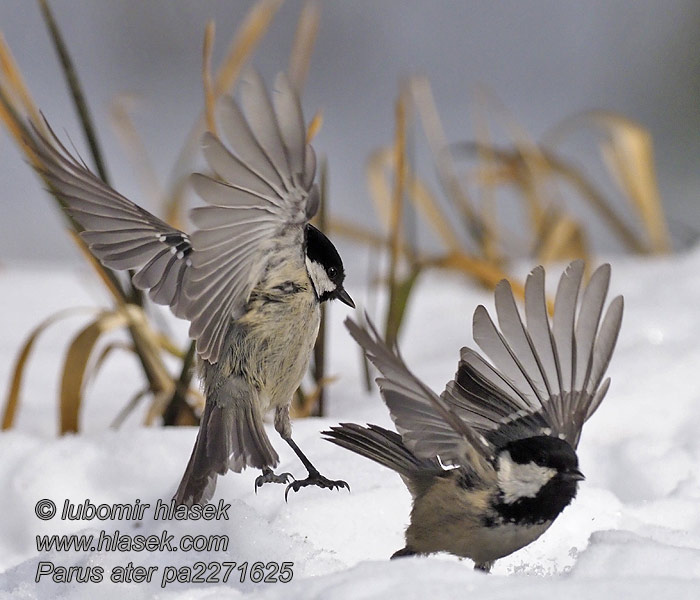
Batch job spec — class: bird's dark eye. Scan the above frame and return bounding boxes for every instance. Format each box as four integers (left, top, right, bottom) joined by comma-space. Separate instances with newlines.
328, 266, 338, 279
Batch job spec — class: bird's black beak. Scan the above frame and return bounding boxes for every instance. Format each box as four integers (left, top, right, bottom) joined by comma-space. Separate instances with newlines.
336, 287, 355, 308
563, 468, 585, 482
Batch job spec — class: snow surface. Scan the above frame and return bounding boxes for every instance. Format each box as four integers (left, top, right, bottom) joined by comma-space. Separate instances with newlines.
1, 251, 700, 599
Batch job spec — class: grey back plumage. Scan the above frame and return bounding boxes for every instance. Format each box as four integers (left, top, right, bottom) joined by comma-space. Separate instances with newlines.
28, 71, 318, 363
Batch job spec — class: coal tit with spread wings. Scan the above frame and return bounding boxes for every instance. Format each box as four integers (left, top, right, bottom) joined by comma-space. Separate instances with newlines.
28, 71, 354, 505
325, 261, 622, 571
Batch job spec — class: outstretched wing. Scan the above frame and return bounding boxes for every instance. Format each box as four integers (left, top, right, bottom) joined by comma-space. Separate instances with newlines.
345, 317, 495, 478
28, 71, 318, 363
29, 121, 193, 319
185, 71, 318, 362
442, 260, 624, 448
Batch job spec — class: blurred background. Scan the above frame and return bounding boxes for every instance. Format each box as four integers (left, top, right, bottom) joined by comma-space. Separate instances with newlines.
2, 4, 700, 587
2, 0, 700, 429
1, 0, 700, 268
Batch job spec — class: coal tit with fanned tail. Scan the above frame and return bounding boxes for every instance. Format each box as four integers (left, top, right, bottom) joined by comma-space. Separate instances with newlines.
325, 261, 622, 571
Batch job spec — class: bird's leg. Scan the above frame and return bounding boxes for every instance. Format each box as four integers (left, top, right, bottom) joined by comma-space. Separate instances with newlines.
273, 405, 349, 500
282, 437, 349, 500
254, 467, 293, 493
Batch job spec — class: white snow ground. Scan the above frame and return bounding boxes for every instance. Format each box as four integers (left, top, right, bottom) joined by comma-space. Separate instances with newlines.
1, 252, 700, 599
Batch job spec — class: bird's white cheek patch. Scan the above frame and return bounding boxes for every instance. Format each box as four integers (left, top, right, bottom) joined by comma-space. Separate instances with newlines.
305, 258, 336, 296
497, 452, 556, 504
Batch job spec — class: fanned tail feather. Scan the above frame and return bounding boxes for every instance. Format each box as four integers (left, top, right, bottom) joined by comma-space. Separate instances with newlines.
323, 423, 441, 477
174, 399, 278, 506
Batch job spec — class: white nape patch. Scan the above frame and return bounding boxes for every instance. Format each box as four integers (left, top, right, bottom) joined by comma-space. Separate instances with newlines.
305, 257, 336, 296
497, 451, 556, 504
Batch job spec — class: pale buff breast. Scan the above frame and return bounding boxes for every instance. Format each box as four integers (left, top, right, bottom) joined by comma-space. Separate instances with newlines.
238, 260, 321, 412
406, 476, 552, 565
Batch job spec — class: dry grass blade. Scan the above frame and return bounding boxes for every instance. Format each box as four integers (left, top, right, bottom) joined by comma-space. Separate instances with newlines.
2, 307, 97, 430
329, 218, 392, 248
146, 384, 198, 426
454, 141, 646, 255
155, 333, 187, 359
427, 252, 527, 299
366, 148, 398, 235
109, 95, 162, 206
543, 149, 647, 254
69, 234, 173, 397
410, 76, 485, 243
38, 0, 110, 184
59, 310, 129, 434
288, 0, 321, 91
162, 340, 198, 426
1, 20, 181, 410
307, 110, 323, 143
290, 376, 340, 418
165, 0, 282, 206
0, 85, 35, 164
122, 304, 175, 395
478, 87, 551, 244
409, 168, 463, 253
86, 341, 134, 389
0, 32, 44, 135
385, 265, 422, 344
384, 87, 410, 345
110, 388, 149, 429
471, 86, 501, 262
543, 111, 667, 254
535, 214, 588, 265
0, 42, 44, 165
589, 111, 670, 253
68, 230, 127, 304
203, 20, 217, 135
213, 0, 283, 97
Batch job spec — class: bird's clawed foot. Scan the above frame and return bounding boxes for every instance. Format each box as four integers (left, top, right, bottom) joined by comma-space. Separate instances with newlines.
284, 469, 349, 501
255, 468, 294, 493
391, 547, 418, 559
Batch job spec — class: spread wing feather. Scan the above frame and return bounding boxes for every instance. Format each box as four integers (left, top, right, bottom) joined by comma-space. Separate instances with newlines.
28, 70, 318, 363
29, 120, 193, 319
345, 317, 494, 477
445, 261, 623, 448
182, 71, 318, 362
